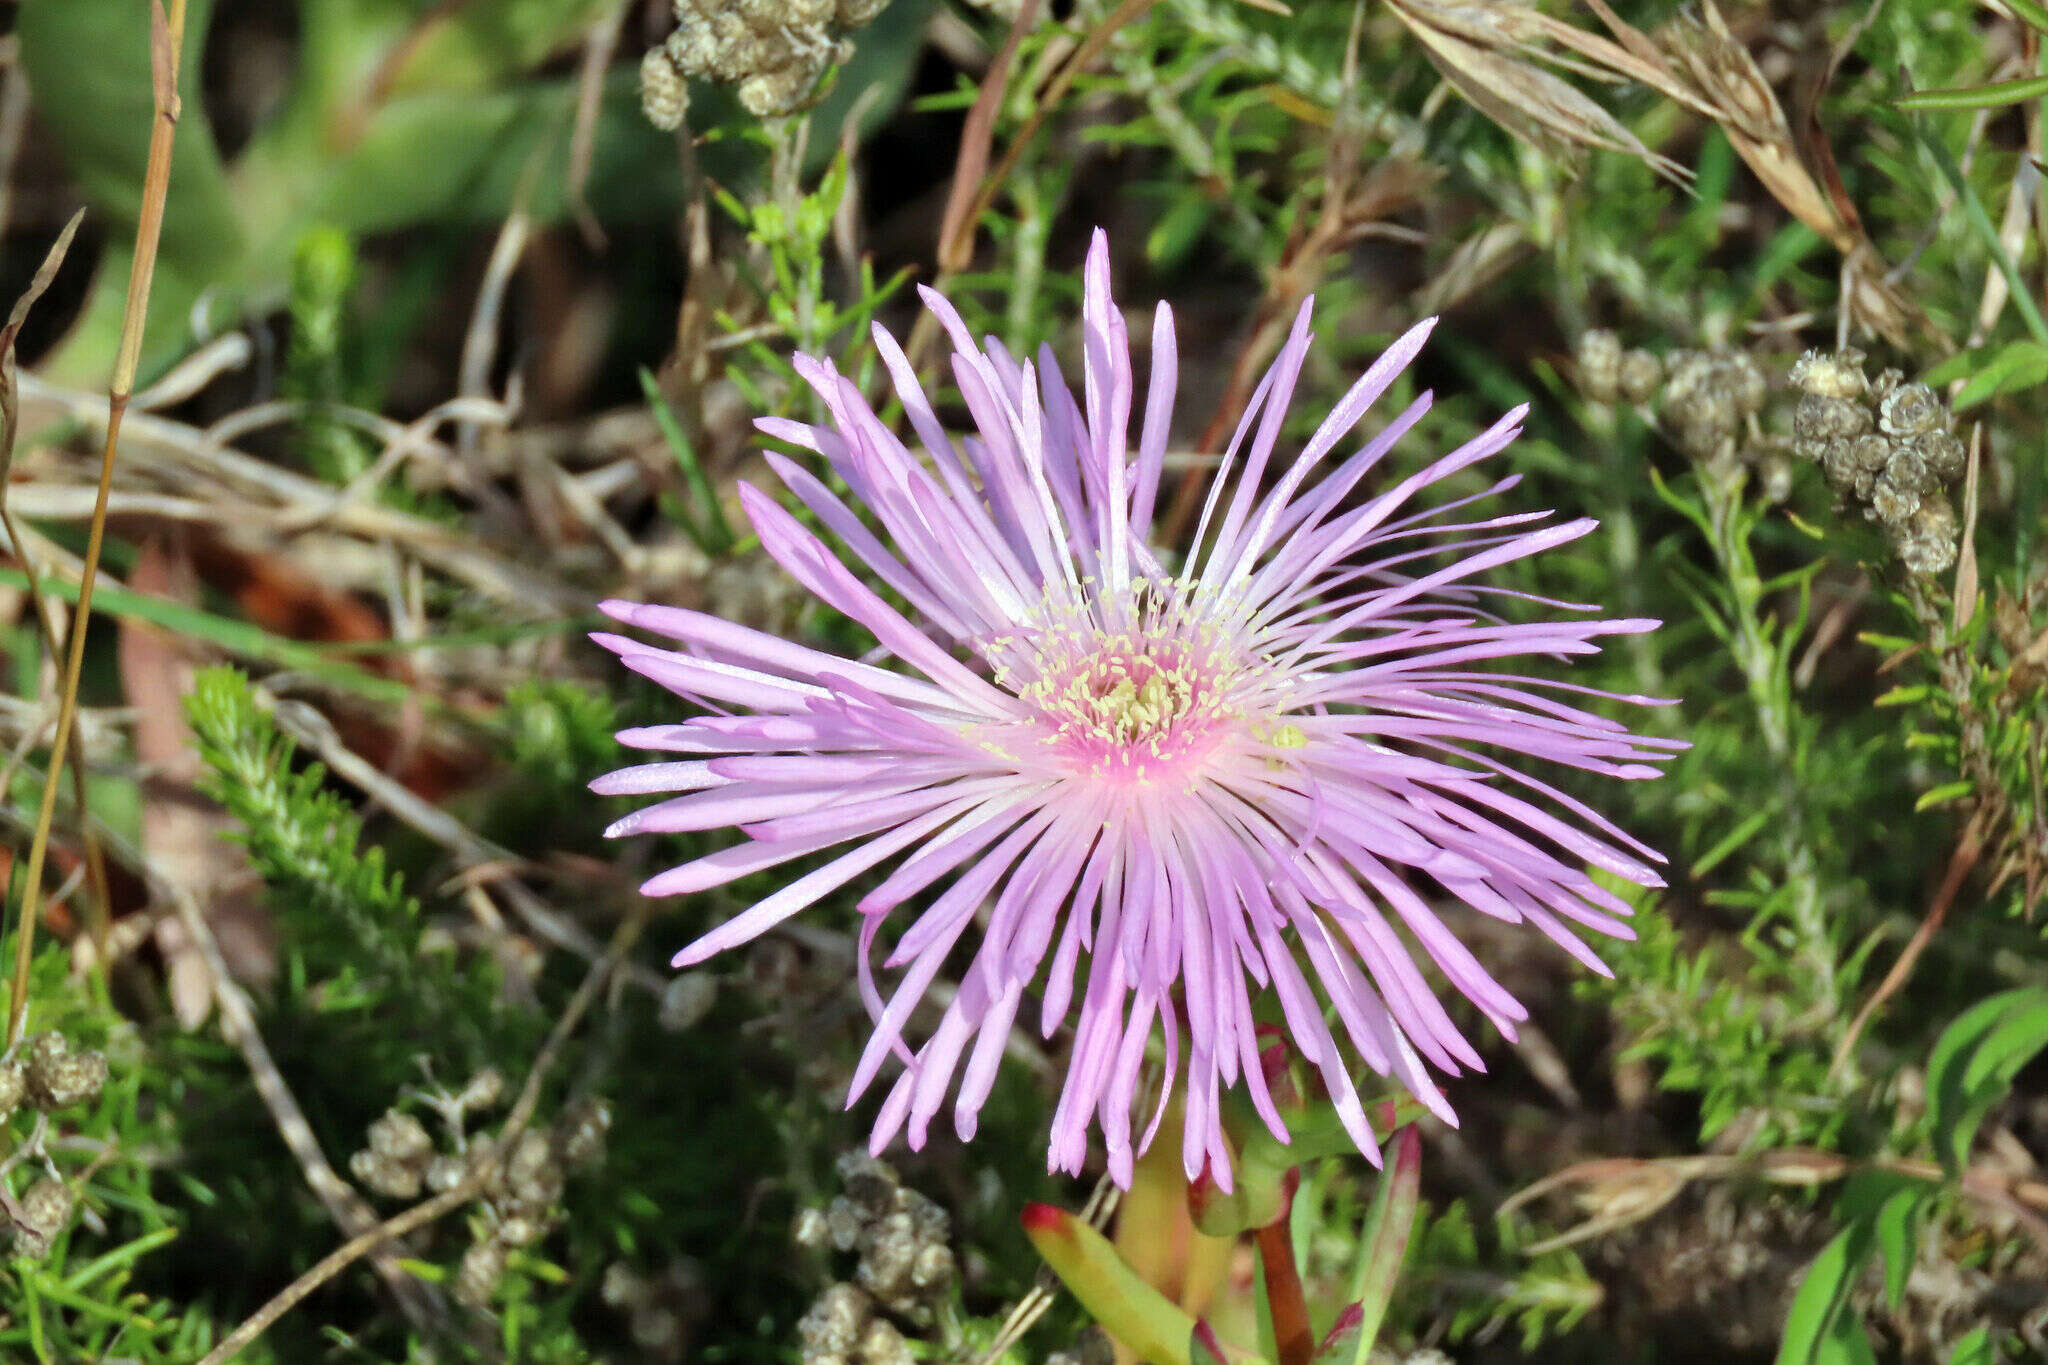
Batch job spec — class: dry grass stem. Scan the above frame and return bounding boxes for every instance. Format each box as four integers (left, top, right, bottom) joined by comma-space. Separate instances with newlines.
11, 373, 581, 609
9, 0, 188, 1047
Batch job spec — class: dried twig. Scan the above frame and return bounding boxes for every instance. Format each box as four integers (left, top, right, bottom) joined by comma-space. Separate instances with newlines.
1830, 808, 1989, 1078
0, 48, 32, 243
935, 0, 1046, 275
1586, 0, 1917, 345
567, 0, 630, 249
908, 0, 1156, 369
1504, 1144, 2048, 1257
11, 372, 580, 609
965, 1172, 1121, 1365
1385, 0, 1689, 179
256, 686, 665, 995
1157, 5, 1420, 546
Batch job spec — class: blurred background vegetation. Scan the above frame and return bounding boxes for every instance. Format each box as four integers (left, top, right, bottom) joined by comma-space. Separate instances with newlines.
0, 0, 2044, 1359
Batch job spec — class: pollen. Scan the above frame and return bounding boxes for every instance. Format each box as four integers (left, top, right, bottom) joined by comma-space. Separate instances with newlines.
990, 584, 1278, 786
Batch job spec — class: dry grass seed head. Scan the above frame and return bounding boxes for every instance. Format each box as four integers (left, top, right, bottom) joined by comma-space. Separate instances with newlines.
1383, 0, 1688, 180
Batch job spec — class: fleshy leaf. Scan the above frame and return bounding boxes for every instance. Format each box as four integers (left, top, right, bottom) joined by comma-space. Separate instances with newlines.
1026, 1203, 1264, 1365
1325, 1125, 1422, 1365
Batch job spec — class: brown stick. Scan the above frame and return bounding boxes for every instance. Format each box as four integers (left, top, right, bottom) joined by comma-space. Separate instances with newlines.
1830, 809, 1987, 1078
935, 0, 1045, 275
906, 0, 1156, 370
8, 0, 186, 1047
1156, 2, 1380, 550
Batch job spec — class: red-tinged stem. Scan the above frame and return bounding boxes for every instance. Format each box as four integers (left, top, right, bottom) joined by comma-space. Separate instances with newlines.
1253, 1217, 1314, 1365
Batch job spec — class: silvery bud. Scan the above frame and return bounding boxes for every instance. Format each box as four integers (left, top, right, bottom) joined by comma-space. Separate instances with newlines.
1575, 330, 1621, 404
367, 1111, 433, 1166
1898, 495, 1959, 577
1788, 348, 1867, 400
455, 1237, 507, 1310
1877, 382, 1943, 438
1618, 349, 1663, 405
640, 49, 689, 130
1913, 430, 1966, 484
1793, 394, 1871, 446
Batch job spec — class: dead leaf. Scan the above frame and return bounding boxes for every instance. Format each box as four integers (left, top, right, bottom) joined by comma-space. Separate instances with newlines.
119, 535, 273, 1027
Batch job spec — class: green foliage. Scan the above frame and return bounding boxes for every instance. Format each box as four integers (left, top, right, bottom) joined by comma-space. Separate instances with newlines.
0, 934, 223, 1362
17, 0, 933, 385
1924, 987, 2048, 1177
710, 137, 914, 416
184, 666, 419, 975
489, 680, 620, 851
1404, 1202, 1600, 1353
1778, 1173, 1931, 1365
1585, 910, 1844, 1147
283, 225, 373, 485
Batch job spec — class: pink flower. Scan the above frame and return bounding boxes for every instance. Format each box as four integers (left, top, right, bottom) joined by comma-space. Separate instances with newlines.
594, 232, 1680, 1188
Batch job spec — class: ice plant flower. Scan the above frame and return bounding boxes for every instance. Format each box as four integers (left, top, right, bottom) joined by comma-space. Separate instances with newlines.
593, 231, 1681, 1188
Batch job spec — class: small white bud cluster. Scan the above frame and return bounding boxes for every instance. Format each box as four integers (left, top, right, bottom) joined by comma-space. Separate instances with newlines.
346, 1071, 610, 1311
790, 1152, 959, 1365
8, 1032, 110, 1119
8, 1178, 74, 1261
1789, 349, 1965, 577
0, 1032, 112, 1259
1577, 332, 1786, 498
457, 1094, 612, 1309
601, 1257, 710, 1359
640, 0, 893, 127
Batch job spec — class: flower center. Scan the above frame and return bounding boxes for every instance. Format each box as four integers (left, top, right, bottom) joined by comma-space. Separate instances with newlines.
1059, 652, 1202, 747
995, 624, 1260, 783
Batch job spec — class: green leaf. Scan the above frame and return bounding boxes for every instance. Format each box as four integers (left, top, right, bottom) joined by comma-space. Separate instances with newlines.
639, 368, 735, 554
1914, 780, 1977, 813
0, 567, 408, 704
1777, 1226, 1875, 1365
1946, 1327, 1996, 1365
1917, 119, 2048, 346
2000, 0, 2048, 32
1815, 1306, 1880, 1365
1898, 73, 2048, 112
1926, 987, 2048, 1176
17, 0, 247, 383
1026, 1204, 1245, 1365
1192, 1098, 1406, 1237
1954, 341, 2048, 411
1692, 802, 1778, 876
384, 0, 615, 93
1874, 684, 1933, 707
1333, 1125, 1422, 1365
1872, 1186, 1926, 1311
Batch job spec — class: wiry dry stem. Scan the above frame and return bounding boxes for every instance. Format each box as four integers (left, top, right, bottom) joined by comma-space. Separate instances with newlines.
8, 0, 188, 1048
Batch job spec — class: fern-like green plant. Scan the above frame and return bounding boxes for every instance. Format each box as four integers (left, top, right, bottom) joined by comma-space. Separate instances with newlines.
183, 666, 418, 981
